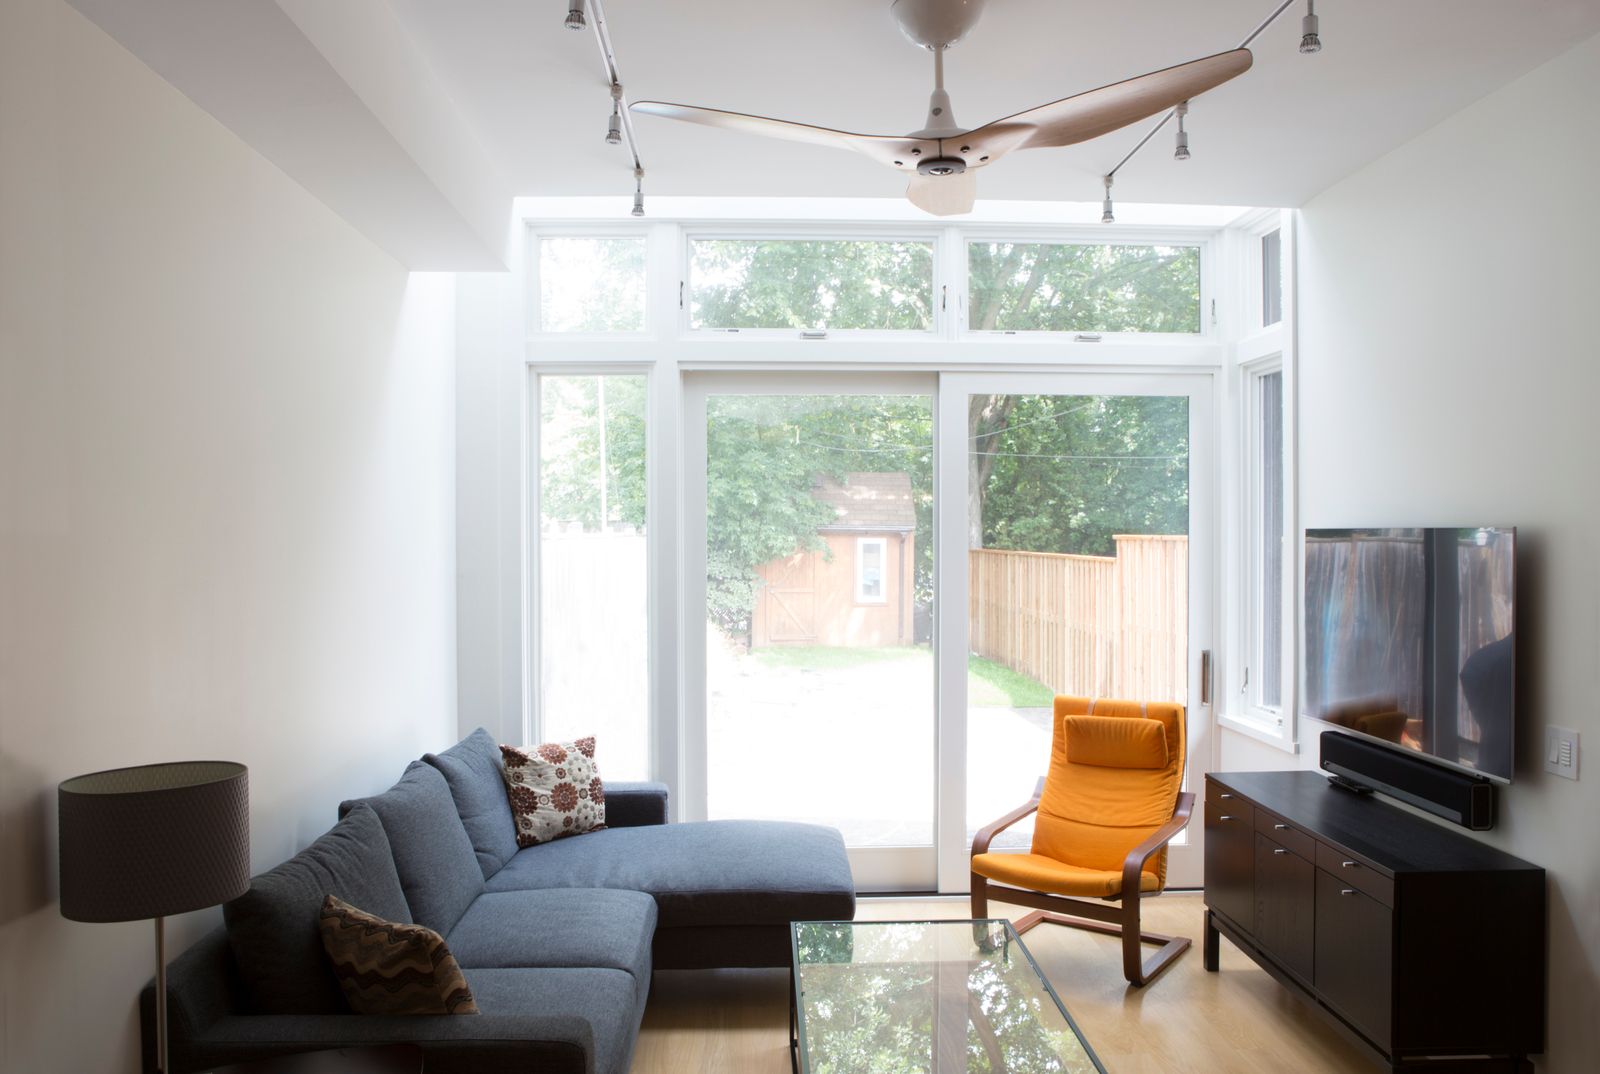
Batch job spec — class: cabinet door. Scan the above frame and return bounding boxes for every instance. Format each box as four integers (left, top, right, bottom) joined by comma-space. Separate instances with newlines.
1254, 833, 1314, 983
1315, 867, 1394, 1048
1204, 797, 1255, 932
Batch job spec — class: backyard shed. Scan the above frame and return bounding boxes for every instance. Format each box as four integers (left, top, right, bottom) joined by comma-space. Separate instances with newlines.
752, 472, 917, 648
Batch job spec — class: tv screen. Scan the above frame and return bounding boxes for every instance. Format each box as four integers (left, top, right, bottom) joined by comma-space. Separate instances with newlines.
1303, 527, 1515, 782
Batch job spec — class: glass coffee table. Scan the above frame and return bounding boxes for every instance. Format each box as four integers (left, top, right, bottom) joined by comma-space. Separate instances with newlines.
790, 919, 1107, 1074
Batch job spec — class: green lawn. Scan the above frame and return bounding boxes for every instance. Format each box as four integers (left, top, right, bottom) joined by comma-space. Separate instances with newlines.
750, 646, 1053, 708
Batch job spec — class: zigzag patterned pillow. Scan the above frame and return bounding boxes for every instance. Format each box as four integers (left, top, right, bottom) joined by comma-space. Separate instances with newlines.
318, 894, 479, 1015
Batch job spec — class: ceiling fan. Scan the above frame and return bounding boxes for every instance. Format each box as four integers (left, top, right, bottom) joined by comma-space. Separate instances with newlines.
630, 0, 1253, 216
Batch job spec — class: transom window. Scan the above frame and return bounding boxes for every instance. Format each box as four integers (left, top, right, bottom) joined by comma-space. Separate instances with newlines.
688, 238, 935, 332
967, 241, 1202, 334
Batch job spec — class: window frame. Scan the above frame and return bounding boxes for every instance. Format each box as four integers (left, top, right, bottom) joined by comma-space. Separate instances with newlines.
855, 536, 889, 605
1243, 359, 1288, 723
1217, 209, 1298, 752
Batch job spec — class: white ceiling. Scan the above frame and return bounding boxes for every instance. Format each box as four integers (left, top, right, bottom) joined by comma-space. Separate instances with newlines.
390, 0, 1600, 208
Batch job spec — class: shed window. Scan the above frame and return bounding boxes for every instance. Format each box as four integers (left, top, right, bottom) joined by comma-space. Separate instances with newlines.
856, 538, 887, 604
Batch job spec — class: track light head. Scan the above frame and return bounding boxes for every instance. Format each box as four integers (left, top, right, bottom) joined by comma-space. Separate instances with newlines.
606, 107, 622, 145
632, 167, 645, 217
1174, 100, 1190, 161
1100, 175, 1114, 224
565, 0, 587, 31
1299, 3, 1321, 53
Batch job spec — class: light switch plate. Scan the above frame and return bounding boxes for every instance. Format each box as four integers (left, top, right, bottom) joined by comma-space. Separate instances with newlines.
1544, 726, 1580, 780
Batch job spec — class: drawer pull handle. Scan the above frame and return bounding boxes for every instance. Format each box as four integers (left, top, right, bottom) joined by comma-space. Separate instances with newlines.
1218, 793, 1233, 800
1273, 823, 1290, 831
1218, 815, 1234, 821
1339, 888, 1358, 896
1341, 860, 1358, 868
1272, 848, 1288, 855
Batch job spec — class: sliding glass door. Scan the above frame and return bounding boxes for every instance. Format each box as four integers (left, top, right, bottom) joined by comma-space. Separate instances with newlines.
683, 371, 1212, 892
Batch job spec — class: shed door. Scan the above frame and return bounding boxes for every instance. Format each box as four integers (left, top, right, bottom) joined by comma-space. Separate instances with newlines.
764, 550, 817, 642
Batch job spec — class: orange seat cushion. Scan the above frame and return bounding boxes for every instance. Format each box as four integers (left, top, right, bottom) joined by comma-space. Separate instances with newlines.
972, 851, 1160, 898
1029, 696, 1186, 888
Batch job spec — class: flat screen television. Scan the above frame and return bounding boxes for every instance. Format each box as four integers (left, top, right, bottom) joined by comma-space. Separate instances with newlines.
1303, 527, 1516, 783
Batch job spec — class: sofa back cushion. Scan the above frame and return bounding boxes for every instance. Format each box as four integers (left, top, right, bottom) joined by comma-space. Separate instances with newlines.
223, 803, 410, 1014
424, 728, 520, 879
341, 761, 484, 935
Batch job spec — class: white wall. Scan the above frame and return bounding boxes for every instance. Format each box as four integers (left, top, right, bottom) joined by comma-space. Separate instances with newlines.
0, 1, 459, 1071
1268, 31, 1600, 1072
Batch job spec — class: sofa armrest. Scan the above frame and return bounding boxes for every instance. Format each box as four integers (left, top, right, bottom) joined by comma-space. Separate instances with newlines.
604, 781, 669, 827
174, 1013, 596, 1074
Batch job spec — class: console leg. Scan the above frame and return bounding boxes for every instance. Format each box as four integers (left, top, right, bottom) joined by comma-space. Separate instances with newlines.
1203, 910, 1219, 972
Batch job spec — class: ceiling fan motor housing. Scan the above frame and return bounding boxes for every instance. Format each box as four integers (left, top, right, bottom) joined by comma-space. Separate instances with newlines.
890, 0, 990, 50
917, 156, 967, 176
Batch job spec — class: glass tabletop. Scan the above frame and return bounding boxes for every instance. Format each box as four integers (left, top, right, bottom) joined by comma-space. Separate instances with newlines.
791, 919, 1107, 1074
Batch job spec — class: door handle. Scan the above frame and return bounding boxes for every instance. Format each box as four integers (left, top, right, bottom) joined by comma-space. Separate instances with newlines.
1200, 649, 1213, 705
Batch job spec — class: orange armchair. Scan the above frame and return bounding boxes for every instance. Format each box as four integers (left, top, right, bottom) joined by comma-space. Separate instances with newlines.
970, 696, 1194, 987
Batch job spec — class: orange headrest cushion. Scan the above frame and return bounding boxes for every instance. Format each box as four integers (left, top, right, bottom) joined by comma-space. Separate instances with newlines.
1064, 715, 1169, 770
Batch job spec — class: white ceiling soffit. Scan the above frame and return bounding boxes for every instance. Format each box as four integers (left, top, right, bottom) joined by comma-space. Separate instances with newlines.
67, 0, 512, 270
390, 0, 1600, 209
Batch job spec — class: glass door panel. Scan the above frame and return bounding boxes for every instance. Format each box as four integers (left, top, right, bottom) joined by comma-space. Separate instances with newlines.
688, 380, 937, 883
940, 373, 1212, 890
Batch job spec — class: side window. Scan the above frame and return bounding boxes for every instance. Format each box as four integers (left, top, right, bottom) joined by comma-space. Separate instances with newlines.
1248, 366, 1286, 714
1261, 229, 1283, 327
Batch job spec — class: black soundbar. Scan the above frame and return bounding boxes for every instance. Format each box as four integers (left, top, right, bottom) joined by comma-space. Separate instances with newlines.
1320, 730, 1496, 830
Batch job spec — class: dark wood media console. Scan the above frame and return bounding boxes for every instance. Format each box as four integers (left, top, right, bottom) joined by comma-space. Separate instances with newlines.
1203, 771, 1544, 1073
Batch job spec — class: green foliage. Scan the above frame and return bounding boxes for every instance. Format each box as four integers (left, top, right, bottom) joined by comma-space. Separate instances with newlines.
969, 242, 1201, 334
979, 394, 1188, 557
691, 239, 934, 330
967, 655, 1056, 708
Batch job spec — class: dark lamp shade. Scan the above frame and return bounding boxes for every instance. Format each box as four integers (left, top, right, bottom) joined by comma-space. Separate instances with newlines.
59, 761, 250, 923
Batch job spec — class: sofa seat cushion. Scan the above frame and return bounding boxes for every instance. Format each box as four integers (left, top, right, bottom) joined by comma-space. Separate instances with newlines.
341, 761, 484, 936
424, 728, 521, 880
482, 820, 855, 928
464, 967, 646, 1074
446, 888, 656, 994
224, 804, 411, 1015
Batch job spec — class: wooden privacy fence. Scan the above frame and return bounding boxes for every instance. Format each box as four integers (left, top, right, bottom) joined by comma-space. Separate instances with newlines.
969, 535, 1188, 704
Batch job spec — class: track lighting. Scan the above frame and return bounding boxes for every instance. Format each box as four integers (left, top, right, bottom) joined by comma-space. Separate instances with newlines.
565, 0, 586, 31
632, 167, 645, 217
1299, 0, 1321, 53
606, 83, 624, 145
1101, 175, 1114, 224
1173, 101, 1190, 161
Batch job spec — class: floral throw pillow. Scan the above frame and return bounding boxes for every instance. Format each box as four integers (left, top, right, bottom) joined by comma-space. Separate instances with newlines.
500, 737, 606, 847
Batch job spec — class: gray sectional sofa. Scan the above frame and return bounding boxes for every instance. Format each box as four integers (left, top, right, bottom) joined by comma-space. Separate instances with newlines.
143, 729, 855, 1074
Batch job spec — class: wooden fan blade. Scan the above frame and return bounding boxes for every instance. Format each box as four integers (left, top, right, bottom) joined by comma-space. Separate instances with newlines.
906, 170, 977, 216
962, 48, 1253, 157
631, 101, 930, 166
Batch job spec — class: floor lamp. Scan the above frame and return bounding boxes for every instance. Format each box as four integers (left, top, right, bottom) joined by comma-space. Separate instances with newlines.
59, 761, 250, 1074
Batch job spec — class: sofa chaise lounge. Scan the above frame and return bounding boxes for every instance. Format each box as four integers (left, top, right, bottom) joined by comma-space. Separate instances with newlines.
143, 729, 856, 1073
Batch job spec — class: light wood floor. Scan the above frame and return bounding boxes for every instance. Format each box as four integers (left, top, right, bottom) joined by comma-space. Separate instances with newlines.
631, 893, 1379, 1073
